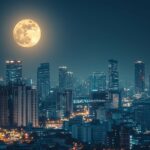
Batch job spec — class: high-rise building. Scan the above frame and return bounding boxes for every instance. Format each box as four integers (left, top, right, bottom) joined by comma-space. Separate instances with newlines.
13, 85, 38, 127
45, 88, 59, 119
108, 59, 119, 91
133, 98, 150, 131
106, 125, 120, 149
59, 66, 68, 90
0, 86, 9, 127
66, 71, 74, 90
37, 63, 50, 102
99, 72, 107, 91
5, 60, 22, 84
135, 60, 145, 93
89, 72, 106, 91
56, 90, 73, 118
65, 90, 73, 116
120, 126, 130, 150
108, 60, 120, 109
71, 120, 109, 144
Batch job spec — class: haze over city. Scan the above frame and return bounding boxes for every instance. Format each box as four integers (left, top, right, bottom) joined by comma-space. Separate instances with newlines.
0, 0, 150, 85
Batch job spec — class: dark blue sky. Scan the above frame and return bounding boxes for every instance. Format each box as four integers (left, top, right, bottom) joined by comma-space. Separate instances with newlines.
0, 0, 150, 86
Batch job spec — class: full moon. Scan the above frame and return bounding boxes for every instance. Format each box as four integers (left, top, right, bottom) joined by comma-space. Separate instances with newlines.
13, 19, 41, 48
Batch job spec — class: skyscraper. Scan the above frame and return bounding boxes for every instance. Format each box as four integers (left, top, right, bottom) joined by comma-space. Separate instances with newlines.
59, 66, 68, 90
37, 63, 50, 102
5, 60, 22, 84
108, 59, 119, 91
13, 85, 38, 127
65, 89, 73, 116
56, 90, 73, 118
0, 86, 9, 127
89, 72, 106, 91
66, 71, 74, 90
135, 60, 145, 94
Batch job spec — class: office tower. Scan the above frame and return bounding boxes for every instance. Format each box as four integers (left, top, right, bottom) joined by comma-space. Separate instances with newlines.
59, 66, 68, 90
106, 124, 131, 149
81, 124, 92, 143
106, 125, 120, 149
89, 73, 96, 91
6, 60, 22, 84
133, 98, 150, 131
0, 86, 9, 127
71, 120, 108, 144
135, 60, 145, 93
91, 121, 108, 144
65, 90, 73, 115
13, 85, 38, 127
99, 72, 106, 91
45, 88, 59, 119
120, 126, 130, 150
37, 63, 50, 102
89, 72, 106, 91
56, 90, 73, 118
66, 71, 74, 90
108, 59, 119, 91
74, 79, 89, 97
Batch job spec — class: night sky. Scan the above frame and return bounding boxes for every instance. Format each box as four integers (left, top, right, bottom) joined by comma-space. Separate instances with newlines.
0, 0, 150, 86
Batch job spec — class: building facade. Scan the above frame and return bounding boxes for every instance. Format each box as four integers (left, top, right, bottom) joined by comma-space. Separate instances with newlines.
0, 86, 9, 127
13, 85, 38, 127
37, 63, 50, 102
6, 60, 22, 84
89, 72, 106, 91
56, 90, 73, 118
135, 60, 145, 94
108, 59, 119, 91
59, 66, 68, 90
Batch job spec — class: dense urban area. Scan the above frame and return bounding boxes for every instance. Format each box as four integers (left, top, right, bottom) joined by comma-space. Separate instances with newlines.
0, 59, 149, 149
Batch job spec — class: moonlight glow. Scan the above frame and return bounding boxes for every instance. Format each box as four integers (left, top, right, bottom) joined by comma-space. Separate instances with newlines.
13, 19, 41, 48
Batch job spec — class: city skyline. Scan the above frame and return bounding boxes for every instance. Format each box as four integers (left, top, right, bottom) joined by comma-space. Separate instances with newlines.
0, 58, 148, 88
0, 1, 150, 149
0, 0, 150, 85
